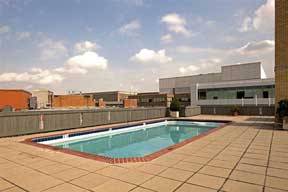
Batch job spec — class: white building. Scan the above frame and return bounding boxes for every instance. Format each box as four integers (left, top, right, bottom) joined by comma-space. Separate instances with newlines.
159, 62, 275, 106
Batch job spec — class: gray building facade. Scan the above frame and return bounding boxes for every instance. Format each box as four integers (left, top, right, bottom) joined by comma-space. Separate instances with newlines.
159, 62, 275, 106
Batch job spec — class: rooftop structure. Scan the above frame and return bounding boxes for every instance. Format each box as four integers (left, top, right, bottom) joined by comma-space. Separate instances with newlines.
32, 89, 53, 109
159, 62, 275, 106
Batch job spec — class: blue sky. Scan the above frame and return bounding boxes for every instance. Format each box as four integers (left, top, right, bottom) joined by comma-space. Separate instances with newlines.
0, 0, 275, 93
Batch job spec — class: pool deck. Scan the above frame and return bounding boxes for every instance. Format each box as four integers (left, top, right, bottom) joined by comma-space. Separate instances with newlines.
0, 115, 287, 192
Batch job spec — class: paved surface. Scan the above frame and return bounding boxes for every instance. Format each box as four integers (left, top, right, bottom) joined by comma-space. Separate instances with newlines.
0, 115, 287, 192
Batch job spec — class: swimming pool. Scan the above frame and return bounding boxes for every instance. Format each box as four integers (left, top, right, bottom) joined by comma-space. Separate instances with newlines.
27, 119, 227, 163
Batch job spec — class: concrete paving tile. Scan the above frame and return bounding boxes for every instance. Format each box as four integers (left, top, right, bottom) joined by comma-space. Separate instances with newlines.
70, 173, 110, 190
37, 163, 72, 174
75, 160, 108, 172
215, 154, 240, 162
269, 161, 288, 170
130, 187, 154, 192
96, 166, 129, 178
270, 156, 288, 163
199, 165, 231, 178
117, 170, 154, 185
208, 159, 236, 169
26, 158, 57, 169
182, 156, 211, 164
187, 173, 225, 189
267, 167, 288, 179
222, 180, 263, 192
230, 170, 265, 185
0, 165, 64, 192
2, 187, 26, 192
193, 152, 216, 158
159, 167, 194, 181
137, 163, 167, 175
0, 179, 14, 191
265, 176, 288, 191
247, 148, 270, 155
172, 161, 203, 172
42, 183, 89, 192
265, 187, 288, 192
235, 163, 267, 175
53, 167, 89, 181
240, 157, 268, 167
175, 183, 217, 192
164, 153, 188, 161
244, 153, 269, 160
220, 151, 243, 157
141, 176, 181, 192
151, 157, 179, 167
92, 179, 136, 192
270, 152, 288, 158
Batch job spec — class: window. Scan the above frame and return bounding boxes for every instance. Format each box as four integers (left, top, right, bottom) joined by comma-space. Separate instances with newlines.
213, 96, 218, 100
237, 91, 245, 99
263, 91, 269, 98
199, 91, 207, 100
148, 99, 153, 103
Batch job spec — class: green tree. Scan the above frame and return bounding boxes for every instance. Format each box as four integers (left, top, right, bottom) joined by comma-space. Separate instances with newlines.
170, 98, 180, 112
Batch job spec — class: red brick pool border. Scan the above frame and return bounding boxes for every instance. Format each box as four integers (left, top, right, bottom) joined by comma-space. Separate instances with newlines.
22, 119, 232, 164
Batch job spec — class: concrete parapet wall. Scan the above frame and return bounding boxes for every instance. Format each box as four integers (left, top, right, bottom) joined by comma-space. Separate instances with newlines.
201, 105, 275, 116
0, 107, 167, 137
184, 106, 201, 117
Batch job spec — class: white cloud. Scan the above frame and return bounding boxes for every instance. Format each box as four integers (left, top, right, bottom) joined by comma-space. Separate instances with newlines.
38, 38, 68, 61
179, 58, 222, 74
0, 68, 64, 85
0, 24, 10, 34
74, 41, 100, 53
237, 40, 275, 54
56, 51, 108, 74
240, 0, 275, 33
239, 17, 252, 32
161, 13, 191, 36
119, 20, 141, 35
175, 46, 226, 55
16, 31, 31, 40
161, 34, 173, 43
131, 49, 172, 64
179, 65, 199, 74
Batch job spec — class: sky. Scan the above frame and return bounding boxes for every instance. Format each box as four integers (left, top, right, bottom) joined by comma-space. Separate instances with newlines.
0, 0, 275, 94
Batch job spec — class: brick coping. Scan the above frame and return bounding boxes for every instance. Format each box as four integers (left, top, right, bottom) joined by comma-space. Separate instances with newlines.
22, 118, 232, 164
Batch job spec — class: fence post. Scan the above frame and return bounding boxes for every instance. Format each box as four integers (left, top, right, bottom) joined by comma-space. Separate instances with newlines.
39, 114, 44, 130
255, 95, 258, 106
107, 111, 111, 122
79, 112, 83, 126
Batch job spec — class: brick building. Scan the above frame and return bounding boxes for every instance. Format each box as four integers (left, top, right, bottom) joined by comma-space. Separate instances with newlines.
129, 92, 173, 107
53, 95, 96, 108
83, 91, 136, 102
0, 89, 31, 111
275, 0, 288, 108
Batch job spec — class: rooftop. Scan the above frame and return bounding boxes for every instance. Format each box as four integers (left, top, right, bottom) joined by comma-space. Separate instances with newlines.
0, 115, 286, 192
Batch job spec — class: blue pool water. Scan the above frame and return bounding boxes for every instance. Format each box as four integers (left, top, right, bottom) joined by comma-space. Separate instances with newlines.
42, 121, 223, 158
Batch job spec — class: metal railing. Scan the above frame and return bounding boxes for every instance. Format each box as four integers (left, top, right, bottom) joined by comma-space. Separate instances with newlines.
197, 98, 275, 106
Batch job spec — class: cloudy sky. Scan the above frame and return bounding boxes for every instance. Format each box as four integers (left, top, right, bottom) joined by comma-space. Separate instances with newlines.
0, 0, 275, 94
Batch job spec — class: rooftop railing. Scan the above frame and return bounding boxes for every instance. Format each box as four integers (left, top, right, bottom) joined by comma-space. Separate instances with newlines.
197, 98, 275, 106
